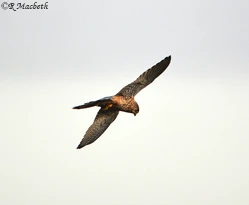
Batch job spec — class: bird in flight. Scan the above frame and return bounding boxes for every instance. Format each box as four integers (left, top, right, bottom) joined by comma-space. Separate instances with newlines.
73, 56, 171, 149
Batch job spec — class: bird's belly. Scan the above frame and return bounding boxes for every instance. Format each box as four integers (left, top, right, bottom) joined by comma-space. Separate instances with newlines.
112, 95, 133, 113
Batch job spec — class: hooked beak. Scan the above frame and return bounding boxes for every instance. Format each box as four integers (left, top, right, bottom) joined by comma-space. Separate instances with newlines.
133, 111, 138, 116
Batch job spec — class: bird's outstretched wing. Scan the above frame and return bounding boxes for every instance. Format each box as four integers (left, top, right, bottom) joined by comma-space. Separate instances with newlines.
77, 108, 119, 149
116, 56, 171, 98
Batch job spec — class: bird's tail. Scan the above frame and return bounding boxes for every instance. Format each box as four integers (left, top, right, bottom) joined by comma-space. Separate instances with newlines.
72, 96, 113, 110
72, 101, 99, 109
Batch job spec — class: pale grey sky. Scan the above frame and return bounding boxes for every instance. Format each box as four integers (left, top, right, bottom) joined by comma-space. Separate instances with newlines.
1, 0, 249, 204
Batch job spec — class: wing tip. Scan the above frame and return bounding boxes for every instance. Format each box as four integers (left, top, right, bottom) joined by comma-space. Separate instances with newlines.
76, 144, 83, 149
163, 55, 171, 67
77, 142, 88, 149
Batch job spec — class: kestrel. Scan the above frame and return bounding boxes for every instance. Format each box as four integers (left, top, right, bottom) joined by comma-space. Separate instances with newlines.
73, 56, 171, 149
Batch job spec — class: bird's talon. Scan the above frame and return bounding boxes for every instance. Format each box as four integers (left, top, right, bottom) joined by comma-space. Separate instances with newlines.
103, 104, 113, 110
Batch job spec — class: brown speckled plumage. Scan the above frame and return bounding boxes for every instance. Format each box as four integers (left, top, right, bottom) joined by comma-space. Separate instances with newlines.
76, 108, 119, 149
73, 56, 171, 149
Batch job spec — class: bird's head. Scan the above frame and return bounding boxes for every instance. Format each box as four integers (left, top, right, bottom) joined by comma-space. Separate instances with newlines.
133, 102, 139, 116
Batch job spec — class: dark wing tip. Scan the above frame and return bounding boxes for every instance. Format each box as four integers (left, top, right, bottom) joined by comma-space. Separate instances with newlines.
159, 55, 171, 70
165, 55, 171, 64
76, 144, 83, 149
154, 55, 171, 71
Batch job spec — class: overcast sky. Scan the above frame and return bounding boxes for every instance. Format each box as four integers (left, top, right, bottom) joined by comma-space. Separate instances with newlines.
1, 0, 249, 204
